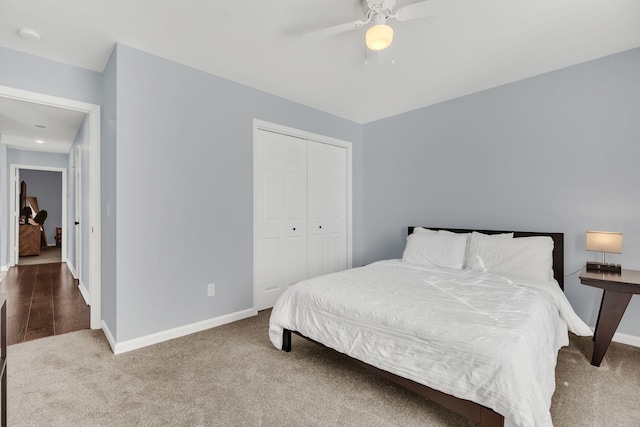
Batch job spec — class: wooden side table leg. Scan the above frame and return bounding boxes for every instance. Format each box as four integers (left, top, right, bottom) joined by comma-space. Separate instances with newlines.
591, 290, 632, 367
593, 293, 604, 341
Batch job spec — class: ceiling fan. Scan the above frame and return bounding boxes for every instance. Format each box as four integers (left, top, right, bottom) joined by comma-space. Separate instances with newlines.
302, 0, 439, 51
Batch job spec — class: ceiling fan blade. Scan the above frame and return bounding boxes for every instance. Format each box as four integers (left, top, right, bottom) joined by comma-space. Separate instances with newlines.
394, 0, 442, 22
301, 20, 367, 39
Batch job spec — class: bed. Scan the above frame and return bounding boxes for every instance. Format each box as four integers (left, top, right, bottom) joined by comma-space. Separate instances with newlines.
269, 227, 592, 427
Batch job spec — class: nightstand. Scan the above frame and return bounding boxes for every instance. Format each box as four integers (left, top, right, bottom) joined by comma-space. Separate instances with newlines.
579, 267, 640, 366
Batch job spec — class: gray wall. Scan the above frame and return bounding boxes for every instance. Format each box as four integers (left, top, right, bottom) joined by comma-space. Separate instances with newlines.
101, 47, 118, 337
19, 169, 62, 245
112, 44, 363, 341
0, 47, 102, 106
362, 47, 640, 338
7, 149, 68, 169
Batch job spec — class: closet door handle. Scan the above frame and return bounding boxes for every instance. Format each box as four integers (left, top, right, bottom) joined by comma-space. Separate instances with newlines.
293, 227, 296, 231
319, 225, 322, 229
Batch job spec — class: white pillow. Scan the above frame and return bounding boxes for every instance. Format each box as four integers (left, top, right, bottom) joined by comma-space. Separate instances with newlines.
466, 231, 513, 270
438, 230, 472, 268
412, 227, 438, 234
469, 235, 554, 282
402, 231, 467, 269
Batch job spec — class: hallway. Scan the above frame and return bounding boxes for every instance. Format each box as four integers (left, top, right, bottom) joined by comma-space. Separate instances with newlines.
18, 246, 62, 266
0, 262, 89, 346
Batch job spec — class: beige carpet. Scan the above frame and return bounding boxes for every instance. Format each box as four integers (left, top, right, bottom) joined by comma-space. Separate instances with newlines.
8, 310, 640, 426
18, 246, 61, 265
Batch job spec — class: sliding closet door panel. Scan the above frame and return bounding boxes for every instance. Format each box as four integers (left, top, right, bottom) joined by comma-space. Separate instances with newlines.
283, 140, 308, 289
255, 130, 307, 310
307, 141, 347, 279
255, 132, 284, 309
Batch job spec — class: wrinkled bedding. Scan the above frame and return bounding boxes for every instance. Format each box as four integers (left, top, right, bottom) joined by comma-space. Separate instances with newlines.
269, 260, 591, 427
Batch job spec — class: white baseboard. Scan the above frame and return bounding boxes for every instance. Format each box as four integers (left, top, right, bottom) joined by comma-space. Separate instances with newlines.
65, 260, 89, 304
65, 260, 78, 278
101, 320, 117, 351
78, 280, 90, 305
108, 308, 258, 355
612, 331, 640, 348
0, 265, 9, 283
589, 326, 640, 348
104, 319, 637, 355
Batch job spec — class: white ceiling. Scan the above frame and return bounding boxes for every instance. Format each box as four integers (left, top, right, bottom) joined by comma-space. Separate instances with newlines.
0, 0, 639, 151
0, 96, 85, 153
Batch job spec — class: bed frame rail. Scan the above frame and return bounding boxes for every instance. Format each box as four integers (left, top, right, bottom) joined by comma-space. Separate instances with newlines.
282, 329, 505, 427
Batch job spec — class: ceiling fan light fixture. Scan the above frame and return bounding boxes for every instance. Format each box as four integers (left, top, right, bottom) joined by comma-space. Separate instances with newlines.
17, 28, 41, 41
366, 24, 393, 51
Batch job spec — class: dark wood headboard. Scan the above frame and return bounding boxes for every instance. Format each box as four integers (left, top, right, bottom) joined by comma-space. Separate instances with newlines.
408, 227, 565, 290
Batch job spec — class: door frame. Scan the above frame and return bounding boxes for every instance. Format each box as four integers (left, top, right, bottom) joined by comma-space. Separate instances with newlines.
252, 119, 353, 309
74, 145, 82, 283
11, 165, 67, 266
1, 85, 102, 329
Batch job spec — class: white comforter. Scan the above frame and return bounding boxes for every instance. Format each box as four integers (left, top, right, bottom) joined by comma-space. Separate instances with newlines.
269, 260, 592, 427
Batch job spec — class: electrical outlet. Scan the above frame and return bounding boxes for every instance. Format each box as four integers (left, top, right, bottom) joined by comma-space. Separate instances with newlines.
207, 283, 216, 297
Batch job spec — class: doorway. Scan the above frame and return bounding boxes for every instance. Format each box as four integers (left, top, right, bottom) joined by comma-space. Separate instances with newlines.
0, 85, 102, 329
16, 167, 65, 266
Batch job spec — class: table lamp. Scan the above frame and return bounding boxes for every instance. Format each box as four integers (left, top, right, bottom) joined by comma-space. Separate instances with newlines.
586, 231, 622, 273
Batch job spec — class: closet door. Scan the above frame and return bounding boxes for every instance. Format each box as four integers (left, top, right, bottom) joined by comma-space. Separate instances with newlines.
307, 141, 348, 279
254, 130, 308, 310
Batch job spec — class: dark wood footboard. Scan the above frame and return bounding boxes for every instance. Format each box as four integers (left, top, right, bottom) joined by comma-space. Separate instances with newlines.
282, 329, 504, 427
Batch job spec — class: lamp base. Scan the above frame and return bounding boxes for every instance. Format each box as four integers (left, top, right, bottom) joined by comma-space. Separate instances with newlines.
586, 261, 622, 273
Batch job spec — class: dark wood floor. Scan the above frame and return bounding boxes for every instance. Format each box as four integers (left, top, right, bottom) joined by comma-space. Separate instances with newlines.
0, 262, 90, 346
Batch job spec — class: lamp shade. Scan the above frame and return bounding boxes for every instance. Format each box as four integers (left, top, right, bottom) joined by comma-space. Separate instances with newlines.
586, 231, 622, 253
366, 24, 393, 51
